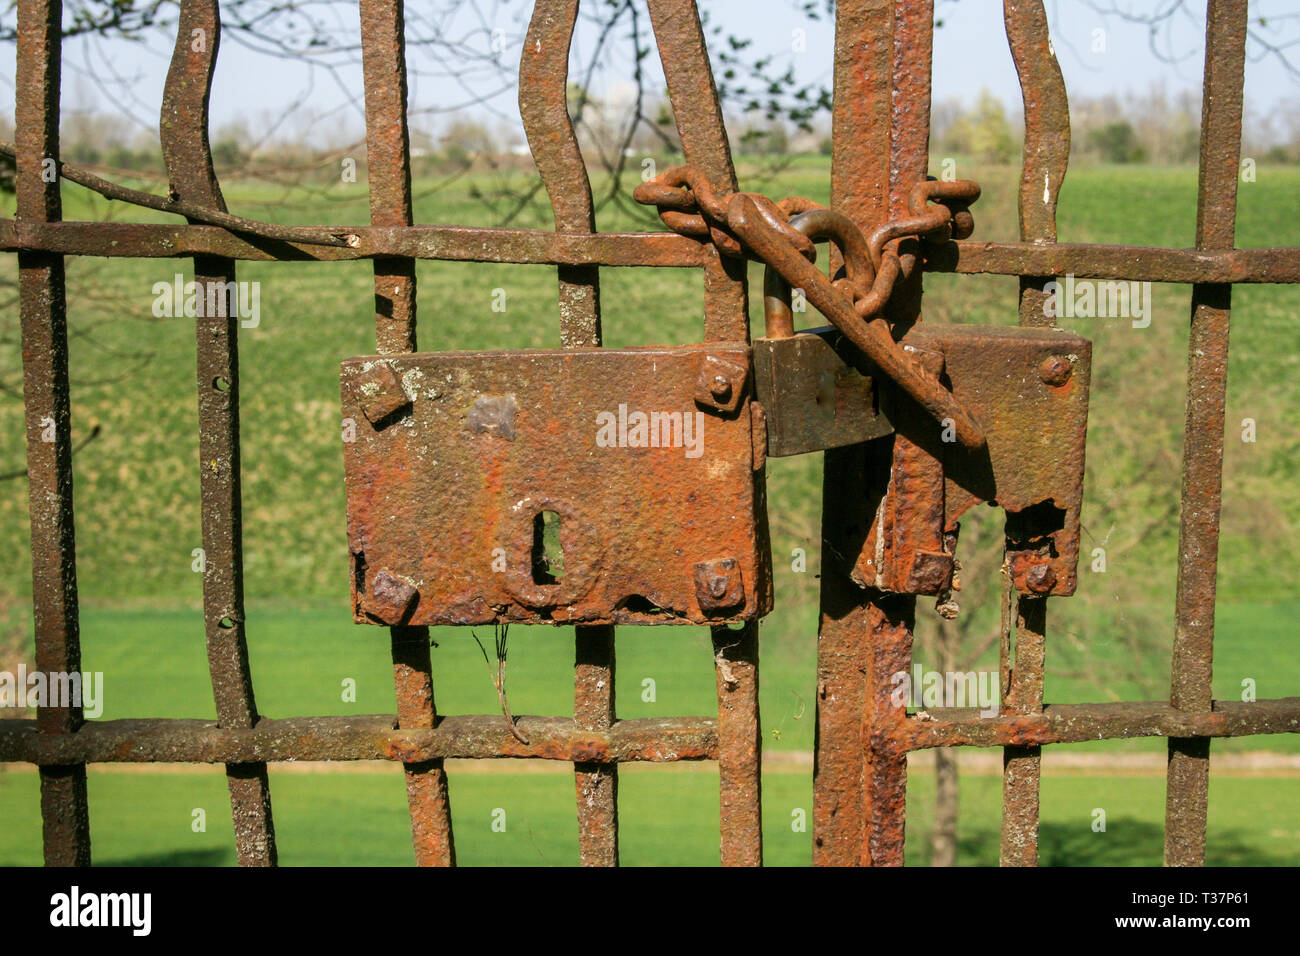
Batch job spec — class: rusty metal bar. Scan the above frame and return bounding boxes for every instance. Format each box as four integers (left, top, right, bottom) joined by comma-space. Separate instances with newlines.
3, 695, 1297, 764
9, 220, 1300, 286
714, 625, 762, 866
159, 0, 276, 867
1165, 0, 1247, 869
359, 0, 457, 868
834, 0, 938, 869
16, 0, 91, 867
521, 0, 603, 345
0, 715, 722, 764
860, 594, 915, 866
4, 700, 1294, 763
899, 698, 1300, 750
814, 0, 895, 868
1000, 0, 1069, 868
1000, 598, 1046, 866
853, 0, 936, 869
648, 0, 762, 866
931, 241, 1300, 284
574, 630, 618, 865
520, 0, 619, 867
647, 0, 749, 344
0, 221, 707, 266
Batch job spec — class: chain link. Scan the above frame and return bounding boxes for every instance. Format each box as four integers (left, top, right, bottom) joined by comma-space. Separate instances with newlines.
633, 167, 987, 449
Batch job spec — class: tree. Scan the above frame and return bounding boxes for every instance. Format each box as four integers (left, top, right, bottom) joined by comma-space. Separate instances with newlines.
1088, 120, 1147, 163
945, 88, 1018, 164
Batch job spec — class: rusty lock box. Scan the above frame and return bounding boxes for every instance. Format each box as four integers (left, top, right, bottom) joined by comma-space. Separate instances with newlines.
340, 344, 772, 627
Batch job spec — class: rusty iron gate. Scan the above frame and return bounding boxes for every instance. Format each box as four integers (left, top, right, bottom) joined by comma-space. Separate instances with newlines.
3, 0, 1300, 867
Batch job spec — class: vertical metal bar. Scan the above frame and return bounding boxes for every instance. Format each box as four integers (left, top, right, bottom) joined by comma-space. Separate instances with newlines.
647, 0, 749, 345
858, 0, 935, 869
574, 628, 617, 865
17, 0, 91, 867
359, 0, 456, 867
160, 0, 276, 867
1001, 0, 1070, 867
520, 0, 617, 867
521, 0, 603, 348
819, 0, 929, 869
648, 0, 761, 865
859, 594, 914, 866
714, 623, 762, 866
815, 0, 894, 868
1000, 597, 1045, 866
1165, 0, 1246, 868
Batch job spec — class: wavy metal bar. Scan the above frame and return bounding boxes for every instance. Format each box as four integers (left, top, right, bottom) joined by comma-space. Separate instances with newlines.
17, 0, 92, 867
160, 0, 276, 867
647, 0, 749, 345
520, 0, 618, 867
1166, 0, 1248, 869
1002, 0, 1070, 869
520, 0, 603, 345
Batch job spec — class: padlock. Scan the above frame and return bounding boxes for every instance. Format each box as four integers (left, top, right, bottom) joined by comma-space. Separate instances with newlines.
340, 336, 773, 628
751, 209, 894, 457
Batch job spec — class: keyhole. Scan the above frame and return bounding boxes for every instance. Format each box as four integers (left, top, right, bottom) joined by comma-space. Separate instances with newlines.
531, 510, 565, 584
815, 370, 835, 412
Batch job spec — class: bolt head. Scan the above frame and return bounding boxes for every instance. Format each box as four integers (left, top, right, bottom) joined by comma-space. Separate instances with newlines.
352, 360, 412, 426
362, 568, 419, 623
1026, 563, 1057, 594
710, 374, 732, 401
1039, 355, 1073, 387
693, 557, 745, 614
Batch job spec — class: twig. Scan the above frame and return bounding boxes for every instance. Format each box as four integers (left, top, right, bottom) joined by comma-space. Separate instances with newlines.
473, 623, 528, 744
0, 423, 102, 482
0, 143, 354, 248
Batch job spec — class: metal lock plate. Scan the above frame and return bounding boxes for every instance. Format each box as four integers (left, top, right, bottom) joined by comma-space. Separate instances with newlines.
922, 325, 1092, 597
340, 344, 772, 627
857, 324, 1092, 598
752, 327, 892, 457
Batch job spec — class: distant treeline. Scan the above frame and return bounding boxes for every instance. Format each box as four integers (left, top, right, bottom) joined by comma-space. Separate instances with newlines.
3, 84, 1297, 187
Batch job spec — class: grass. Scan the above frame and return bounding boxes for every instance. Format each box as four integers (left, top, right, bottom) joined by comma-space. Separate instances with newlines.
1, 762, 1295, 866
0, 156, 1297, 863
10, 597, 1295, 758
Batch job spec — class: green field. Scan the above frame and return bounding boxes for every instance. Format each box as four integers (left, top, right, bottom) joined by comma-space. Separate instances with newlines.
1, 763, 1295, 866
0, 156, 1297, 864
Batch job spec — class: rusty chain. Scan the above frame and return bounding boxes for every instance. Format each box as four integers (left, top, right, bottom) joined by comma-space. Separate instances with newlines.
634, 167, 986, 448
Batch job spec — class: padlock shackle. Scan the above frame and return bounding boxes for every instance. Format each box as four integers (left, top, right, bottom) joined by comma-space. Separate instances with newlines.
734, 195, 986, 449
763, 209, 876, 339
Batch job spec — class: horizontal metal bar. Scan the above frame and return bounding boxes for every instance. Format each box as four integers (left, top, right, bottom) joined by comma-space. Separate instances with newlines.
900, 698, 1300, 750
10, 220, 1300, 284
933, 241, 1300, 284
0, 714, 718, 765
0, 220, 704, 267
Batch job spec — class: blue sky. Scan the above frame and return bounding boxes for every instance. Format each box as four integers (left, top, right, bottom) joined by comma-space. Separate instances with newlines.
2, 1, 1298, 144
